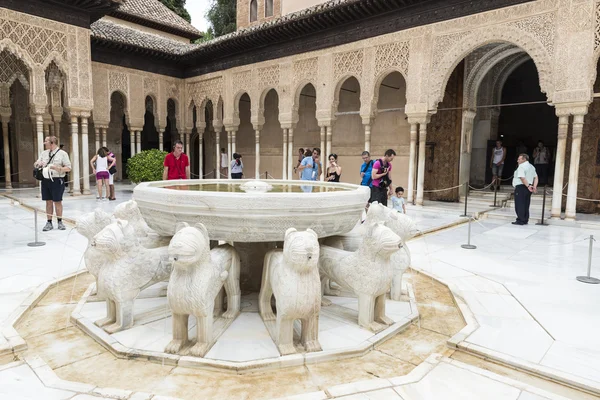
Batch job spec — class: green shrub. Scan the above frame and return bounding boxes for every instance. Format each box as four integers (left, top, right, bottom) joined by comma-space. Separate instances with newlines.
126, 149, 168, 184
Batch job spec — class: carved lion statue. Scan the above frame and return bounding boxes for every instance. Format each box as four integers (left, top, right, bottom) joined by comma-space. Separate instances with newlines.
324, 202, 414, 301
76, 209, 113, 279
319, 220, 401, 332
91, 220, 172, 334
165, 223, 241, 357
113, 200, 170, 248
258, 228, 322, 355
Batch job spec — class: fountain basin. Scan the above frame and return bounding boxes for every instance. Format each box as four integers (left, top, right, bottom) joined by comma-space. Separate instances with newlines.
133, 179, 370, 242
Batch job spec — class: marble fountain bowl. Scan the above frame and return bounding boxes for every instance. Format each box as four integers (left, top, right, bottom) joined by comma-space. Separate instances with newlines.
133, 179, 370, 242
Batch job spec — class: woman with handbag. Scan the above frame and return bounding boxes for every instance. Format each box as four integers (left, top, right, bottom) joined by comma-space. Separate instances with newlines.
103, 147, 117, 200
90, 148, 115, 201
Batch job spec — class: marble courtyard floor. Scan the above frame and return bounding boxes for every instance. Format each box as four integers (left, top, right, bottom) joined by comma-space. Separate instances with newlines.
0, 184, 599, 399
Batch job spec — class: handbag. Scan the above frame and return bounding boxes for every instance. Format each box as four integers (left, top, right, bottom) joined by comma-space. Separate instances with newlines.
33, 150, 59, 181
377, 159, 392, 189
109, 165, 117, 175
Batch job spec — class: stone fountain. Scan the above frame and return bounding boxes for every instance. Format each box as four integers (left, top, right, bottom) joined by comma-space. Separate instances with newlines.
71, 179, 418, 372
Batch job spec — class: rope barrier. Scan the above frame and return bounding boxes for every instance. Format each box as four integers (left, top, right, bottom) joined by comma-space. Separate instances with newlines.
0, 170, 27, 178
468, 182, 495, 191
561, 193, 600, 202
420, 183, 465, 193
0, 173, 96, 192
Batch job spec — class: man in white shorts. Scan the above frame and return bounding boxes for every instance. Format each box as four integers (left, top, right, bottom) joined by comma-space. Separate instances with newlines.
490, 140, 506, 190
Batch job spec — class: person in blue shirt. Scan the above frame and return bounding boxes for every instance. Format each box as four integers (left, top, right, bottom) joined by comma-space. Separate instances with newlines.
298, 148, 322, 192
360, 151, 374, 186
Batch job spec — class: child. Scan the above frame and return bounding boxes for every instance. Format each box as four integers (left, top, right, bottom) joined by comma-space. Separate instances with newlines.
392, 186, 406, 214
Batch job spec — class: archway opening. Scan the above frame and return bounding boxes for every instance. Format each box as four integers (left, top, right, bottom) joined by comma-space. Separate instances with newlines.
237, 93, 253, 177
294, 83, 319, 178
203, 101, 215, 178
164, 98, 178, 153
372, 71, 408, 187
108, 91, 129, 180
261, 89, 281, 178
142, 96, 158, 150
333, 76, 361, 182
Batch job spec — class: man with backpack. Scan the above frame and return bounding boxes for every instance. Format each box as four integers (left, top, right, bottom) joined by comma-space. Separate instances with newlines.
369, 149, 396, 206
360, 151, 374, 187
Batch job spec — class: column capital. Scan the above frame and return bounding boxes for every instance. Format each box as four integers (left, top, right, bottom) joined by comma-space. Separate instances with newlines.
462, 109, 477, 122
252, 124, 263, 132
406, 113, 431, 126
280, 122, 296, 130
554, 103, 589, 118
0, 107, 11, 121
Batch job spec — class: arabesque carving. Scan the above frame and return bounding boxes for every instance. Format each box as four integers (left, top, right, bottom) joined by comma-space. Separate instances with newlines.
334, 49, 364, 80
375, 41, 410, 78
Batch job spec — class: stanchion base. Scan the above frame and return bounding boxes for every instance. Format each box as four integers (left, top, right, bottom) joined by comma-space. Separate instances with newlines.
489, 205, 502, 208
27, 241, 46, 247
460, 214, 468, 217
576, 276, 600, 284
535, 222, 548, 226
461, 244, 477, 249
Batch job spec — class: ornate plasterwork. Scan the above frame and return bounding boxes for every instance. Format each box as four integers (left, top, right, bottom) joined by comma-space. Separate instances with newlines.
144, 77, 158, 97
109, 71, 128, 98
507, 12, 556, 56
374, 41, 410, 78
187, 76, 223, 108
595, 0, 600, 51
432, 32, 470, 70
258, 65, 280, 89
334, 49, 364, 80
233, 70, 253, 94
293, 57, 318, 84
0, 50, 29, 90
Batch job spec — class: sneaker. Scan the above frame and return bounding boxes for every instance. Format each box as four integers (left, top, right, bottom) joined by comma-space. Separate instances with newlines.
96, 196, 101, 201
43, 222, 53, 231
57, 221, 66, 230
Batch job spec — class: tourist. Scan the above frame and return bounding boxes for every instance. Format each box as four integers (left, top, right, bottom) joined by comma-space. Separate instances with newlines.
103, 147, 116, 201
370, 149, 396, 206
326, 153, 342, 182
34, 136, 71, 231
360, 151, 374, 186
304, 148, 312, 158
391, 186, 407, 214
60, 144, 69, 189
162, 140, 190, 180
90, 148, 115, 201
490, 140, 506, 190
533, 140, 550, 185
220, 147, 228, 178
230, 153, 243, 179
299, 148, 321, 192
294, 148, 304, 175
512, 153, 538, 225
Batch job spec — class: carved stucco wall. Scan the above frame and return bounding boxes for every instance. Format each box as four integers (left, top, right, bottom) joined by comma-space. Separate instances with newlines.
0, 8, 93, 111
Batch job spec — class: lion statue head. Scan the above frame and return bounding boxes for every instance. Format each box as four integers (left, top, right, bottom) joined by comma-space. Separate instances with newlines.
367, 202, 418, 241
283, 228, 319, 274
114, 200, 149, 237
76, 209, 113, 241
91, 220, 138, 260
168, 222, 211, 269
363, 221, 402, 260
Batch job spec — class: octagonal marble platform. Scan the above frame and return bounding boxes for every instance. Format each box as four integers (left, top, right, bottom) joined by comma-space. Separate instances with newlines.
71, 282, 418, 372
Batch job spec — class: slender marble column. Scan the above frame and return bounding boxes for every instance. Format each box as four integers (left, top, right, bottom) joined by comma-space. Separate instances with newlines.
551, 115, 569, 218
95, 127, 100, 152
70, 116, 81, 195
364, 124, 371, 153
287, 128, 294, 180
406, 123, 418, 203
282, 128, 288, 180
416, 124, 428, 206
81, 116, 90, 195
198, 131, 204, 179
227, 131, 232, 179
53, 118, 61, 144
130, 131, 136, 157
565, 114, 585, 220
255, 129, 261, 178
135, 131, 141, 154
458, 110, 476, 197
1, 117, 12, 189
325, 125, 332, 175
319, 126, 326, 180
36, 114, 44, 159
185, 132, 191, 157
215, 128, 221, 177
231, 130, 237, 155
102, 128, 107, 148
159, 131, 164, 151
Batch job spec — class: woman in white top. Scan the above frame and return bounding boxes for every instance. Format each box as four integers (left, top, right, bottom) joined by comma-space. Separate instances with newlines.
90, 148, 115, 200
220, 148, 228, 178
230, 153, 243, 179
489, 140, 506, 190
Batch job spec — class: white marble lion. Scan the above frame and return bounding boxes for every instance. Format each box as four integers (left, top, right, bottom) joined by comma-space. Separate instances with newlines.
319, 220, 401, 332
76, 208, 113, 279
113, 200, 171, 248
259, 228, 322, 355
91, 220, 172, 333
165, 223, 241, 357
325, 202, 415, 300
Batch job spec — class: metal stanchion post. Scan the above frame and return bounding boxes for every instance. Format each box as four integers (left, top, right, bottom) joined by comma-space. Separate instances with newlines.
576, 235, 600, 284
213, 169, 216, 179
460, 182, 469, 217
490, 184, 500, 208
27, 209, 46, 247
536, 185, 548, 226
461, 216, 477, 250
265, 171, 268, 179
